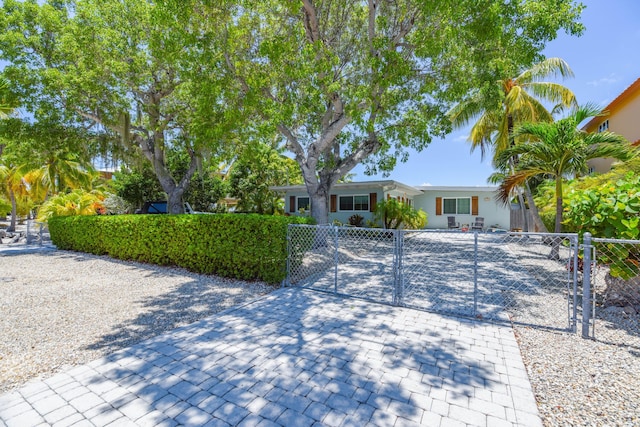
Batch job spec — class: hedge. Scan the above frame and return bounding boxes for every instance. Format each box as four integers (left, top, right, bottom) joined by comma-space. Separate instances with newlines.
48, 214, 314, 284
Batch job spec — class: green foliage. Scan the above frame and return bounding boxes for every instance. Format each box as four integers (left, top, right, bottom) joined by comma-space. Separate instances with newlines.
561, 172, 640, 279
37, 189, 104, 222
374, 199, 427, 230
348, 214, 364, 227
113, 167, 165, 211
497, 104, 637, 232
229, 143, 302, 215
48, 214, 314, 284
218, 0, 583, 224
0, 196, 10, 215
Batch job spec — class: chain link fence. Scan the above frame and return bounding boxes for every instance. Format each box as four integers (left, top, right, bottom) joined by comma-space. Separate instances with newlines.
287, 225, 578, 332
587, 236, 640, 346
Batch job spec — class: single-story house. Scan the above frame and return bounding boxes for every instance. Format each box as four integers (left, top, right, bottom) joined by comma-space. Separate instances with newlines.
270, 180, 511, 230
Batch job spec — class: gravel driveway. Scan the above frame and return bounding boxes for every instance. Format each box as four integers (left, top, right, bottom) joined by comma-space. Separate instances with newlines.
0, 251, 273, 394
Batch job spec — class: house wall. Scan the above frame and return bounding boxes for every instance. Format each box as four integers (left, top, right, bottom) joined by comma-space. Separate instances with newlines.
584, 78, 640, 173
415, 189, 510, 230
285, 188, 383, 225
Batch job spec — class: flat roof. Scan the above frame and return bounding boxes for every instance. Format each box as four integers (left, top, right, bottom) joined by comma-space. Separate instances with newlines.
270, 181, 498, 195
270, 180, 423, 196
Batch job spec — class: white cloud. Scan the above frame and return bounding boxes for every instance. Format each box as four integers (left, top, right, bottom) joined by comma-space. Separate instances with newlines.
454, 134, 469, 142
420, 182, 432, 186
587, 74, 619, 87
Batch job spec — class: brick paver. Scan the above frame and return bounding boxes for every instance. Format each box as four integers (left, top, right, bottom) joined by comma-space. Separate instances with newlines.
0, 288, 542, 426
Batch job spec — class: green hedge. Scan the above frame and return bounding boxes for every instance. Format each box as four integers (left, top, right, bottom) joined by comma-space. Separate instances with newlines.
48, 214, 314, 284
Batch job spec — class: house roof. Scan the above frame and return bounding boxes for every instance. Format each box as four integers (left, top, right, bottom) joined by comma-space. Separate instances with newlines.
270, 181, 498, 196
417, 185, 499, 192
582, 77, 640, 132
270, 180, 423, 196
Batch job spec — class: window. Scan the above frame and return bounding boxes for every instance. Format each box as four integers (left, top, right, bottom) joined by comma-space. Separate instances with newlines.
297, 197, 310, 211
443, 197, 471, 215
339, 195, 369, 211
598, 120, 609, 133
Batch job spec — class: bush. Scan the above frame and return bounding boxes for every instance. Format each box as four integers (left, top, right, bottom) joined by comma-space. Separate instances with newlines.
48, 214, 314, 284
564, 172, 640, 279
373, 199, 427, 229
37, 190, 104, 222
348, 214, 364, 227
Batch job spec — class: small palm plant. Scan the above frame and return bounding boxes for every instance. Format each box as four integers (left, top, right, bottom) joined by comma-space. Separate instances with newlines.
36, 189, 104, 222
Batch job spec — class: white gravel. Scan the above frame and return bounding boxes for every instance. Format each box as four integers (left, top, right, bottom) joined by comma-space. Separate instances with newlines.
1, 246, 639, 426
0, 250, 274, 394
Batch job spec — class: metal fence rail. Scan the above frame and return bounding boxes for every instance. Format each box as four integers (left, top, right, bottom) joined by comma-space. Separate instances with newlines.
287, 225, 578, 332
587, 235, 640, 345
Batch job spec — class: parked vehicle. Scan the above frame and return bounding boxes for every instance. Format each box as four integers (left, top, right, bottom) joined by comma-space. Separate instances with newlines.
136, 201, 195, 214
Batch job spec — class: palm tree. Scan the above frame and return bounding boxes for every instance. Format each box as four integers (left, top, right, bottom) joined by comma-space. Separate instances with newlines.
0, 164, 29, 232
496, 104, 637, 234
23, 157, 93, 203
449, 57, 577, 232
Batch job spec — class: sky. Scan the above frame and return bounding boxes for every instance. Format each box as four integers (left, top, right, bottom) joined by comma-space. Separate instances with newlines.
351, 0, 640, 187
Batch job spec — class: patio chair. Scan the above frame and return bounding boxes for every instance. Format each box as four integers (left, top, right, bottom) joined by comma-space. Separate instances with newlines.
471, 217, 484, 231
447, 216, 460, 229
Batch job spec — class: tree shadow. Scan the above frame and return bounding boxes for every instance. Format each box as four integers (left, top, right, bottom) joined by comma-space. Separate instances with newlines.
80, 287, 508, 425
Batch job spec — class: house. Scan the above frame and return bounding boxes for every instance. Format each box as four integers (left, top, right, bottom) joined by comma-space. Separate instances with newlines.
270, 180, 511, 230
582, 77, 640, 174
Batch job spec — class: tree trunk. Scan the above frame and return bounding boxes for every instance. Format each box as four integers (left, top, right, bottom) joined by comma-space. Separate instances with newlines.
555, 183, 563, 233
550, 180, 563, 260
167, 189, 185, 215
516, 189, 529, 232
309, 186, 329, 225
7, 188, 16, 233
524, 183, 548, 233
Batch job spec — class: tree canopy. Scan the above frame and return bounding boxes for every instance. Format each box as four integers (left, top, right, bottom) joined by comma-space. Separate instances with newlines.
0, 0, 239, 213
218, 0, 584, 223
1, 0, 585, 223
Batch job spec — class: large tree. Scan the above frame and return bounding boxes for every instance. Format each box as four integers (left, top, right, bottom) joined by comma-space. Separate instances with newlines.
0, 0, 237, 213
496, 105, 637, 234
217, 0, 583, 224
448, 57, 578, 232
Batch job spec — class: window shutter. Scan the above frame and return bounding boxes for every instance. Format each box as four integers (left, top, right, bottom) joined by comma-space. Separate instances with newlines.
330, 195, 337, 212
289, 196, 296, 213
472, 196, 479, 216
435, 197, 442, 216
369, 192, 377, 212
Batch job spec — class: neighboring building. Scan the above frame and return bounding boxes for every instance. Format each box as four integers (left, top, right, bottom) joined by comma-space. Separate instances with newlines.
270, 181, 511, 230
582, 77, 640, 174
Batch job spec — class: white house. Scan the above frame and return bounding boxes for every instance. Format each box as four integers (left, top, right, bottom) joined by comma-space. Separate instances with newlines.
270, 180, 511, 230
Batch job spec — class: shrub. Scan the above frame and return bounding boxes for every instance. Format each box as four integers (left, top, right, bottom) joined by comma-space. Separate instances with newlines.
37, 189, 104, 222
564, 172, 640, 279
373, 199, 427, 229
348, 214, 364, 227
48, 214, 314, 284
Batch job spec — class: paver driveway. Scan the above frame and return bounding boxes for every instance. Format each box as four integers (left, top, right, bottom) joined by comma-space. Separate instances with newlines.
0, 288, 541, 426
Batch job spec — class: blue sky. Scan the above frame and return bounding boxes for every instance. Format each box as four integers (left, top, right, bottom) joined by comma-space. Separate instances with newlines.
353, 0, 640, 186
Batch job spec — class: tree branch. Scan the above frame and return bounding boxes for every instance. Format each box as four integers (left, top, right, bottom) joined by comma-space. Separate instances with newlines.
301, 0, 321, 43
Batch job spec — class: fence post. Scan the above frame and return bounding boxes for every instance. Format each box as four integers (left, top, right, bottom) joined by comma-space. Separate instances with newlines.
393, 229, 404, 306
581, 232, 592, 338
333, 225, 339, 294
473, 231, 478, 317
571, 236, 579, 333
283, 225, 291, 288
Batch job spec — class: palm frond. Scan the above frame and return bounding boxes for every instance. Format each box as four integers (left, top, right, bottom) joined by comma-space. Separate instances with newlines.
516, 57, 574, 84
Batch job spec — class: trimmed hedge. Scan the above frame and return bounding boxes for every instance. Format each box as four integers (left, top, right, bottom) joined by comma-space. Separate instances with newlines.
48, 214, 314, 284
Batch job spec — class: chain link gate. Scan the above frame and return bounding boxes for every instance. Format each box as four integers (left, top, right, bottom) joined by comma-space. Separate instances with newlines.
286, 225, 578, 332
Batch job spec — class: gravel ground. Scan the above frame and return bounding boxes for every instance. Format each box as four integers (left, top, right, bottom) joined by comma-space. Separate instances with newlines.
1, 246, 639, 426
514, 325, 640, 427
0, 250, 274, 394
